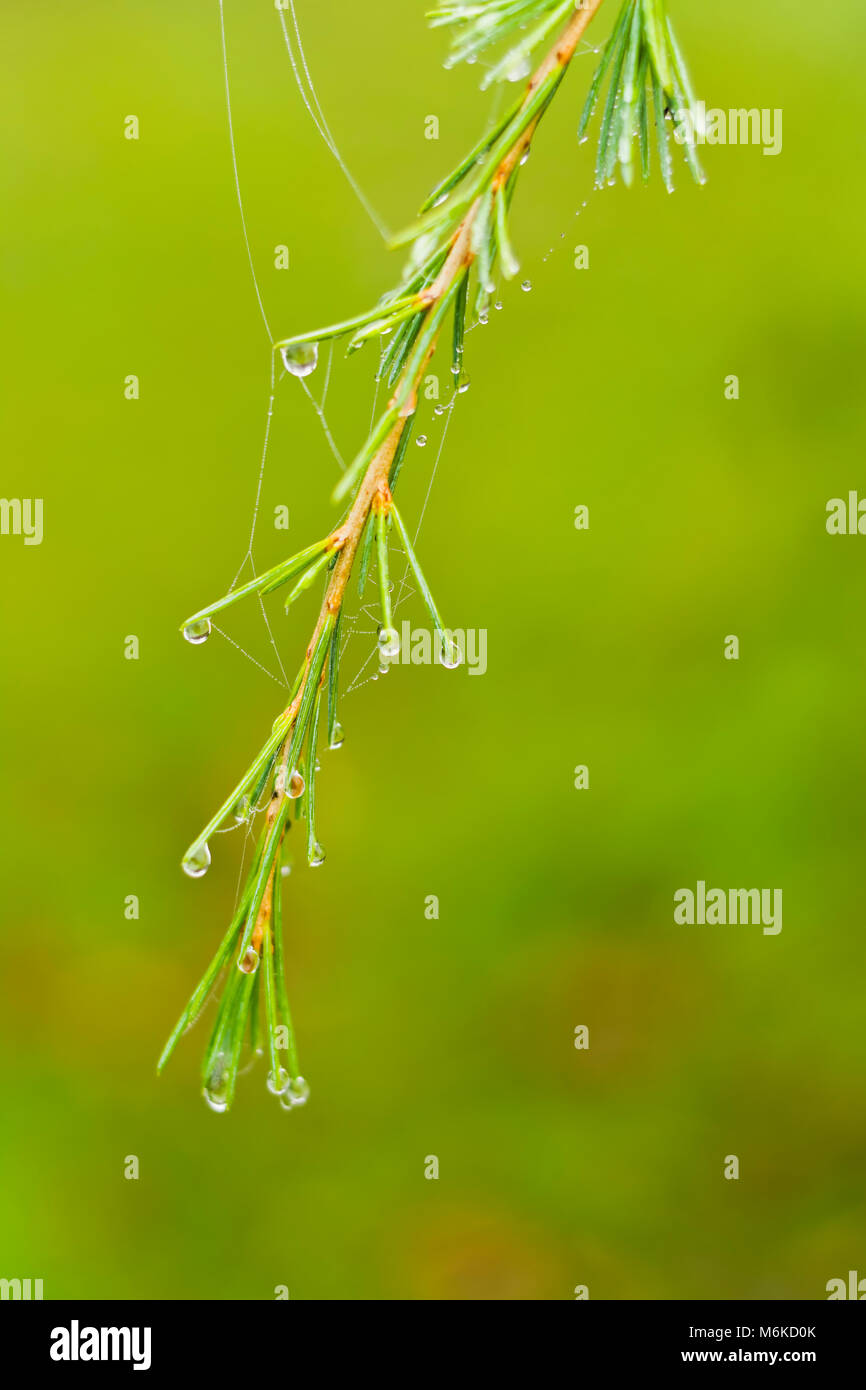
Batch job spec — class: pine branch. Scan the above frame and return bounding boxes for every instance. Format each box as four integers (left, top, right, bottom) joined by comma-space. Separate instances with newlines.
162, 0, 704, 1111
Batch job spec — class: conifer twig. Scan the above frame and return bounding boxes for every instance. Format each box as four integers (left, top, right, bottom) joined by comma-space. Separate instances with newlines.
163, 0, 704, 1111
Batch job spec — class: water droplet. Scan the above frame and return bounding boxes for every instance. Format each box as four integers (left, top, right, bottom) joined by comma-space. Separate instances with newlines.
203, 1086, 228, 1114
409, 231, 438, 270
506, 54, 531, 83
457, 375, 471, 394
416, 435, 428, 448
519, 146, 531, 167
440, 636, 462, 670
267, 1067, 290, 1096
433, 404, 445, 417
329, 721, 345, 750
494, 301, 503, 311
378, 626, 400, 659
203, 1054, 229, 1112
520, 280, 532, 293
280, 861, 292, 878
182, 842, 211, 879
278, 1075, 311, 1111
309, 842, 326, 868
238, 946, 259, 974
280, 342, 319, 378
183, 617, 211, 645
288, 770, 305, 799
288, 1075, 310, 1106
232, 794, 250, 824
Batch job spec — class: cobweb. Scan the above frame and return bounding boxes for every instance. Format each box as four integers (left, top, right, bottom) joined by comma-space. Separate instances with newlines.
211, 1, 598, 710
211, 0, 463, 707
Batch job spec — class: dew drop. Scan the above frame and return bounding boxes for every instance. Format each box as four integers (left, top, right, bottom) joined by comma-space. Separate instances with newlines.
288, 770, 305, 799
183, 617, 211, 645
433, 404, 445, 417
457, 375, 471, 394
182, 842, 211, 879
329, 721, 345, 750
416, 435, 428, 448
519, 146, 532, 167
280, 342, 319, 378
288, 1075, 310, 1106
440, 636, 462, 670
494, 301, 503, 312
521, 280, 532, 293
378, 626, 400, 659
203, 1053, 229, 1112
279, 1075, 311, 1111
506, 54, 531, 83
267, 1067, 290, 1096
202, 1086, 228, 1114
309, 842, 326, 868
280, 861, 292, 878
232, 794, 251, 824
238, 946, 260, 974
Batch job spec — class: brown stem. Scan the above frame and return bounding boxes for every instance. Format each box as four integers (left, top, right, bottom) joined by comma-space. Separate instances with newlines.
271, 0, 607, 792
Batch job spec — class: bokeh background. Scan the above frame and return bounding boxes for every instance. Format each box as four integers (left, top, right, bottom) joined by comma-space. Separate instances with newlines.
3, 0, 866, 1300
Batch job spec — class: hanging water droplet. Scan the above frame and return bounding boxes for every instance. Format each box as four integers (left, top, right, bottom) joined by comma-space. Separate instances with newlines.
232, 794, 251, 825
416, 435, 428, 448
267, 1067, 290, 1096
505, 53, 531, 83
280, 342, 319, 378
519, 146, 532, 167
434, 404, 445, 417
494, 301, 503, 311
288, 770, 305, 799
309, 842, 326, 868
183, 617, 211, 645
409, 231, 438, 270
378, 626, 400, 660
238, 946, 260, 974
329, 720, 345, 750
457, 375, 471, 394
182, 842, 211, 879
521, 280, 532, 293
440, 636, 462, 670
278, 1074, 311, 1112
287, 1075, 310, 1106
202, 1085, 228, 1114
203, 1053, 229, 1112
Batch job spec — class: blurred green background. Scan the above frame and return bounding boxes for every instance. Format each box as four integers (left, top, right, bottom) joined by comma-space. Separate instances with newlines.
3, 0, 866, 1300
